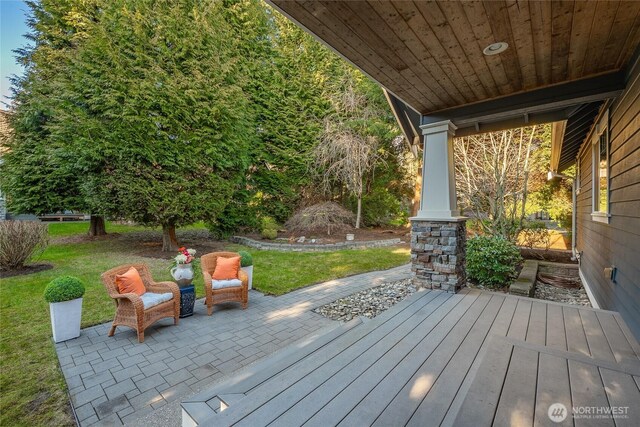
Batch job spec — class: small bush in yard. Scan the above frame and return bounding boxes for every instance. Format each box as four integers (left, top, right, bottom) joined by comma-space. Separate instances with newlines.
44, 276, 85, 303
0, 220, 49, 271
260, 216, 278, 240
285, 202, 355, 235
467, 235, 522, 287
520, 220, 551, 250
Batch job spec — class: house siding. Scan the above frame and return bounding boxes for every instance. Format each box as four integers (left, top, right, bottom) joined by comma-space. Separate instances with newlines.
576, 60, 640, 339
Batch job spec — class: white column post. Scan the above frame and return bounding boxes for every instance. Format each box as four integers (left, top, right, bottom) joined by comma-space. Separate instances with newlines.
410, 120, 467, 293
413, 120, 460, 220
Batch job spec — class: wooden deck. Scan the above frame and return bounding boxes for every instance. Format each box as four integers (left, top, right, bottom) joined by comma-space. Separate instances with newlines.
182, 288, 640, 427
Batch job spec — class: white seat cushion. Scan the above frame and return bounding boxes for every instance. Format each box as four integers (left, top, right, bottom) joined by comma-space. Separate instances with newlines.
212, 279, 242, 289
140, 292, 173, 309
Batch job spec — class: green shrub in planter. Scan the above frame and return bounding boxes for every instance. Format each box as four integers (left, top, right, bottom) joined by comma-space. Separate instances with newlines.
467, 236, 522, 288
238, 250, 253, 267
44, 276, 85, 303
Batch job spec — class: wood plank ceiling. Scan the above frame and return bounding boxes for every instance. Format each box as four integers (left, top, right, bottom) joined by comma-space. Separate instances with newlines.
269, 0, 640, 115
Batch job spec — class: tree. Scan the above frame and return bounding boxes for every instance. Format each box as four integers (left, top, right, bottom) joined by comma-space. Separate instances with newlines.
0, 0, 107, 235
208, 2, 410, 234
526, 129, 574, 229
454, 126, 547, 241
313, 73, 395, 228
46, 0, 253, 250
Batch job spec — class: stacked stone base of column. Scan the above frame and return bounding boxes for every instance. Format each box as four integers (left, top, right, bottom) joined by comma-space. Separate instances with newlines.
410, 219, 466, 293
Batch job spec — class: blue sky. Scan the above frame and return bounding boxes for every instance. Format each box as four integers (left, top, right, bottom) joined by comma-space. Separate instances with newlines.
1, 0, 30, 108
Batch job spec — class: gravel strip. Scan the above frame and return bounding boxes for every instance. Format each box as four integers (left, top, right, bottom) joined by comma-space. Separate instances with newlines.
314, 279, 416, 321
534, 280, 591, 306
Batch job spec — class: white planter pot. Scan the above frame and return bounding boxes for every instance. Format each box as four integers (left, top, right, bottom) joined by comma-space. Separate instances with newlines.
171, 263, 194, 287
241, 265, 254, 290
49, 298, 83, 343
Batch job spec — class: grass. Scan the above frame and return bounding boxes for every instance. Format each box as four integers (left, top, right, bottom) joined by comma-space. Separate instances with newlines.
47, 220, 208, 237
242, 246, 411, 295
0, 223, 409, 426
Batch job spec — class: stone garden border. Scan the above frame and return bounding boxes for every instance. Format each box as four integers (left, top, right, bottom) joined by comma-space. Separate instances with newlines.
230, 236, 403, 252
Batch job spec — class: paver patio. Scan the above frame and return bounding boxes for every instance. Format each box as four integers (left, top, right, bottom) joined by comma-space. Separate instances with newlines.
54, 265, 411, 426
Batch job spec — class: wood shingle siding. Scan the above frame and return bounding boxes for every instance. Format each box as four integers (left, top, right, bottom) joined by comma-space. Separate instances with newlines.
576, 59, 640, 339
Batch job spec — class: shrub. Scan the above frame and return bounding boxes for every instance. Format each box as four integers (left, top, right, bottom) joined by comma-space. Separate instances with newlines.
260, 216, 278, 240
44, 276, 85, 303
261, 216, 277, 231
520, 220, 551, 250
467, 235, 522, 288
0, 220, 49, 271
238, 250, 253, 267
261, 228, 277, 240
285, 202, 355, 236
346, 188, 407, 227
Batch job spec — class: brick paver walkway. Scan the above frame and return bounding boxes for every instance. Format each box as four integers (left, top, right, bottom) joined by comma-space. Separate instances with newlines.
54, 265, 410, 426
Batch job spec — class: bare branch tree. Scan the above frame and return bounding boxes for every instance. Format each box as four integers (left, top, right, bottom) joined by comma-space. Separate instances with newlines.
454, 126, 542, 241
313, 76, 383, 228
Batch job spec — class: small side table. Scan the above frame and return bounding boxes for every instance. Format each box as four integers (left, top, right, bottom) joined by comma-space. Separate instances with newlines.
179, 285, 195, 318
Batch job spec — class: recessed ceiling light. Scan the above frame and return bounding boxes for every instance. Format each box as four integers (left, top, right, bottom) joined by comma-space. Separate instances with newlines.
483, 42, 509, 56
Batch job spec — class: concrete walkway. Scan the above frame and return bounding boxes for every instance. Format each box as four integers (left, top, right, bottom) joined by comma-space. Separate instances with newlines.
54, 265, 411, 426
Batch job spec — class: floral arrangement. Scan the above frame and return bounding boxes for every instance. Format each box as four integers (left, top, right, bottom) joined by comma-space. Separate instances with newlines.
174, 247, 196, 264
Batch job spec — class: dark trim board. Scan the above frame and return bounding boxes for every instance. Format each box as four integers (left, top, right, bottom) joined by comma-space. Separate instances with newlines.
558, 101, 603, 172
421, 71, 624, 136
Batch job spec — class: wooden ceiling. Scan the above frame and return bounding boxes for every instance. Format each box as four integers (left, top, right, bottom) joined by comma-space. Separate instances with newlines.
268, 0, 640, 115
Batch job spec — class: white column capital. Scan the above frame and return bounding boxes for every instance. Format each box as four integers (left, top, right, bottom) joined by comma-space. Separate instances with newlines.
419, 120, 457, 137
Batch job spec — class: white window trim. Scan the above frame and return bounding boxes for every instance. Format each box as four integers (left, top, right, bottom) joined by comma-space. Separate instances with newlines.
591, 110, 610, 224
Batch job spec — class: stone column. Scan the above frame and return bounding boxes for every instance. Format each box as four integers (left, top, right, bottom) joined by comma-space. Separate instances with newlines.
410, 120, 467, 293
411, 219, 466, 293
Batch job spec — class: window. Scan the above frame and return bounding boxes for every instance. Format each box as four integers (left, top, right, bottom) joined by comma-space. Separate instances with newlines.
592, 111, 609, 222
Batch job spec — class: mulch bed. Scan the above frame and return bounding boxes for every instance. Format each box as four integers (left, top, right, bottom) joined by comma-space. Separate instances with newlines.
244, 227, 410, 245
119, 230, 227, 260
1, 263, 54, 278
53, 232, 122, 245
54, 229, 228, 260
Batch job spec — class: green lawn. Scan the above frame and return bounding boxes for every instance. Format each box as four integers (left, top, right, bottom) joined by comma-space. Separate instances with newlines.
47, 220, 208, 237
0, 224, 409, 426
245, 246, 411, 295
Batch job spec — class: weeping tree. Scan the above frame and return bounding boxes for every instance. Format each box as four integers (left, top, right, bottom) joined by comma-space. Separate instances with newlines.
45, 0, 253, 251
313, 73, 390, 228
454, 126, 546, 241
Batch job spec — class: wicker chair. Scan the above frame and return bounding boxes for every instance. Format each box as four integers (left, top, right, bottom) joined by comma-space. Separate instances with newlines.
101, 264, 180, 343
201, 252, 249, 315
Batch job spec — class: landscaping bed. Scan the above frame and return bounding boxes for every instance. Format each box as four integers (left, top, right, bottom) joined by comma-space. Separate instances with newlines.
533, 262, 590, 306
241, 226, 409, 245
314, 279, 416, 321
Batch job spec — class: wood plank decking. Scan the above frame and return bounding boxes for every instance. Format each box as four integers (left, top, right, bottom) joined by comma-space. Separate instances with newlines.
182, 288, 640, 427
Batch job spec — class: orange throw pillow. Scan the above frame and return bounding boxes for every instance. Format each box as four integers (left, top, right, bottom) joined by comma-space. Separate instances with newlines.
212, 256, 241, 280
115, 267, 146, 296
